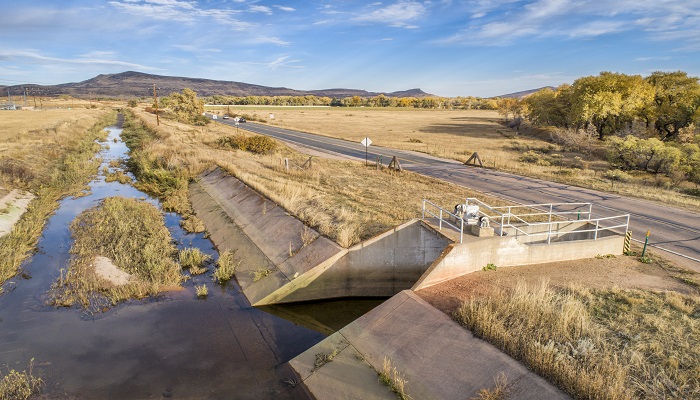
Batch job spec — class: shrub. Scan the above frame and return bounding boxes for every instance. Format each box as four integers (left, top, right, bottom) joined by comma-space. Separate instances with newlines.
218, 135, 276, 154
252, 267, 272, 282
603, 169, 632, 182
245, 135, 277, 154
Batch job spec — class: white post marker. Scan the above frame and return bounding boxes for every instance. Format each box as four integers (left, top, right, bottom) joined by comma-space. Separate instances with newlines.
361, 137, 372, 166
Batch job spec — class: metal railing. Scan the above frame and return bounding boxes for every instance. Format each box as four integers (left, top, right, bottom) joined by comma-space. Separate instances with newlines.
422, 198, 630, 245
422, 199, 465, 243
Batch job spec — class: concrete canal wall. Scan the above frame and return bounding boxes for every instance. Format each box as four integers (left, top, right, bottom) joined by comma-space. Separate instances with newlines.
189, 168, 448, 305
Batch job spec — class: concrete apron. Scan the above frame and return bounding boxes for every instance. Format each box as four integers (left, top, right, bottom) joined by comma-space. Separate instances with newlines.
288, 290, 570, 399
189, 168, 449, 306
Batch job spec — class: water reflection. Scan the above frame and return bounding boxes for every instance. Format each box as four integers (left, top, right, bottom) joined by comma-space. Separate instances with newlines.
0, 122, 340, 399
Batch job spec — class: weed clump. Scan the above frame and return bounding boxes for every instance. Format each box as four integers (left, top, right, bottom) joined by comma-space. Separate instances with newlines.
214, 250, 238, 282
179, 248, 211, 275
379, 357, 410, 400
195, 284, 208, 298
252, 267, 272, 282
0, 359, 43, 400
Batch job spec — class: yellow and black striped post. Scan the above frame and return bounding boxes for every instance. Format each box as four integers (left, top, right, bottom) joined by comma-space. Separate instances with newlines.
623, 231, 632, 254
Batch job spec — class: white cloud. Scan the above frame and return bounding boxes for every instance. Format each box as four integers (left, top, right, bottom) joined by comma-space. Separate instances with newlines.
249, 5, 272, 15
256, 36, 291, 46
436, 0, 700, 48
354, 1, 426, 28
0, 48, 159, 70
274, 5, 295, 12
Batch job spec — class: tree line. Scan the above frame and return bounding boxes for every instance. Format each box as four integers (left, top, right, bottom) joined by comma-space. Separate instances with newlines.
203, 94, 498, 110
502, 71, 700, 184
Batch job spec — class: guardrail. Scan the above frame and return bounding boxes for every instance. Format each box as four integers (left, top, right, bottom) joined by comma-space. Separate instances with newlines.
421, 198, 630, 245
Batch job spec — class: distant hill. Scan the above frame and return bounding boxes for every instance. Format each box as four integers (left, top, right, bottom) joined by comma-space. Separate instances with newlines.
2, 71, 433, 99
495, 86, 556, 99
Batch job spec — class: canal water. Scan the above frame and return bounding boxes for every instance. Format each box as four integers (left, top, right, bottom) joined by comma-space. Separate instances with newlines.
0, 118, 383, 399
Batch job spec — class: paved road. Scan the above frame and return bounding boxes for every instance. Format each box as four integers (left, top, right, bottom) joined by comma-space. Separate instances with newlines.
218, 118, 700, 271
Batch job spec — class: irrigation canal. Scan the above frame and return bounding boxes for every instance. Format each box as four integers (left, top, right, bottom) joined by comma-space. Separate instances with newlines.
0, 118, 383, 399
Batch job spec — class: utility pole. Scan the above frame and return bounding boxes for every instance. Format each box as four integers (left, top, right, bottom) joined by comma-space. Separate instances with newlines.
153, 84, 160, 125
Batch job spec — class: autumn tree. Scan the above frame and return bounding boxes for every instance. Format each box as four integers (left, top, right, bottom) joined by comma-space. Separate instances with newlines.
569, 72, 655, 140
167, 88, 207, 125
646, 71, 700, 141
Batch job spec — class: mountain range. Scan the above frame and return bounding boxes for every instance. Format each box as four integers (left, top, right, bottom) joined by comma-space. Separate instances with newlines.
0, 71, 432, 99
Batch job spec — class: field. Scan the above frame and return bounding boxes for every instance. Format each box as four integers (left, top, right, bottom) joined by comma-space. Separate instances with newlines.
0, 108, 113, 288
206, 105, 700, 212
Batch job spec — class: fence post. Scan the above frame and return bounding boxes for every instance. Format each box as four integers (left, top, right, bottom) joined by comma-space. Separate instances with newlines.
284, 158, 289, 173
500, 214, 504, 236
588, 203, 592, 220
460, 217, 464, 243
439, 209, 443, 230
421, 200, 425, 219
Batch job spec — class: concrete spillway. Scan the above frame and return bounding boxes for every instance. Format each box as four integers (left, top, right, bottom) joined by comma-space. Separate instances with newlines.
189, 168, 449, 305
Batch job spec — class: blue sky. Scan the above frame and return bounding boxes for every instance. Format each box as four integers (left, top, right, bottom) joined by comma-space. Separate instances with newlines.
1, 0, 699, 97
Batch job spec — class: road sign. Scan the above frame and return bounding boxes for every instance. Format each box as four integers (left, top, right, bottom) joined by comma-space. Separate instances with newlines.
361, 137, 372, 166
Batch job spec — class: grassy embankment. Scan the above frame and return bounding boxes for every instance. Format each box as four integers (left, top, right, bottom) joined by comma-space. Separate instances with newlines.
124, 108, 502, 247
206, 106, 700, 212
49, 197, 181, 311
0, 109, 115, 289
456, 280, 700, 399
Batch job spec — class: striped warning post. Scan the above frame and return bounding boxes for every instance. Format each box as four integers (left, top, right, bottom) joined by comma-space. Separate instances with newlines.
623, 231, 632, 254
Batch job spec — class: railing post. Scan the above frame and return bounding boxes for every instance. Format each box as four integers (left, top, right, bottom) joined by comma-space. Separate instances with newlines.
439, 209, 443, 230
500, 214, 504, 236
588, 203, 592, 220
507, 206, 511, 225
549, 204, 553, 224
460, 217, 464, 243
547, 220, 552, 244
594, 220, 599, 240
422, 199, 425, 219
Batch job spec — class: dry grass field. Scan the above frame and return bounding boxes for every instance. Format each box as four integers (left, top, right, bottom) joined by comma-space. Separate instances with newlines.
0, 108, 107, 191
0, 108, 113, 288
207, 106, 700, 211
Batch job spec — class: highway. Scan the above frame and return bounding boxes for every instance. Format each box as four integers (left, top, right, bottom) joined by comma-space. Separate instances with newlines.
217, 117, 700, 271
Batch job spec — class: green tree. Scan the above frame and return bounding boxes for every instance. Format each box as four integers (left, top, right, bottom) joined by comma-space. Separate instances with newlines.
646, 71, 700, 141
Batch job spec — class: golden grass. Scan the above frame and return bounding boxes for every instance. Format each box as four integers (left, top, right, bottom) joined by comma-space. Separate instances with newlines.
379, 356, 410, 400
206, 106, 700, 212
0, 110, 115, 288
455, 280, 700, 399
49, 197, 181, 312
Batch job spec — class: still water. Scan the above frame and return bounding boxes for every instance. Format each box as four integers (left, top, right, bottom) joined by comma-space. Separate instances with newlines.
0, 118, 382, 399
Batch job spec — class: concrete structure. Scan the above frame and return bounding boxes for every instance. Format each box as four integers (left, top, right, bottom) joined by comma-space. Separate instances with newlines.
190, 168, 626, 304
190, 168, 448, 306
414, 223, 623, 290
288, 290, 569, 399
